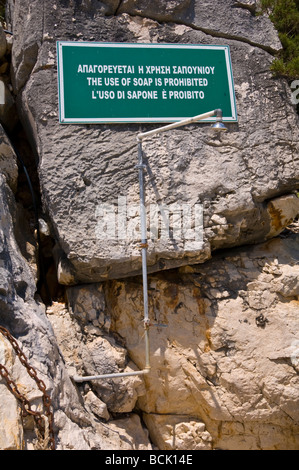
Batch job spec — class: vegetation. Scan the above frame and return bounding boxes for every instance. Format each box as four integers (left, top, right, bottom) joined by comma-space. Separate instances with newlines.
259, 0, 299, 79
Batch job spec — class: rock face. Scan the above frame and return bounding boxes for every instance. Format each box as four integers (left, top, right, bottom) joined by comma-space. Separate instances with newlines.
6, 0, 299, 284
0, 126, 152, 450
0, 25, 17, 132
0, 0, 298, 451
103, 235, 299, 450
118, 0, 282, 52
0, 124, 18, 192
46, 233, 299, 450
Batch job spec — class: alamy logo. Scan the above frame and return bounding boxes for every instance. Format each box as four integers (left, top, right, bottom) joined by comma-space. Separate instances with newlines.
291, 80, 299, 105
95, 196, 203, 249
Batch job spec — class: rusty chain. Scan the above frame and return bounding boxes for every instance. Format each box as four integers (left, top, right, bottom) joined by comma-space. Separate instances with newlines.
0, 326, 55, 450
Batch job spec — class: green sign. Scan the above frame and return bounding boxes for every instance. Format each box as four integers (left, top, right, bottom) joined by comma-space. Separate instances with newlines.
57, 42, 237, 124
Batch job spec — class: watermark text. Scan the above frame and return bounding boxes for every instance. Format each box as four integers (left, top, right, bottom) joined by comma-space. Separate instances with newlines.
95, 196, 203, 249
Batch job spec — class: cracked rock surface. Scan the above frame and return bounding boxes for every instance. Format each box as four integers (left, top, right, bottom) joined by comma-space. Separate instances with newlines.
117, 0, 282, 52
6, 0, 299, 283
45, 232, 299, 450
105, 234, 299, 449
1, 0, 298, 450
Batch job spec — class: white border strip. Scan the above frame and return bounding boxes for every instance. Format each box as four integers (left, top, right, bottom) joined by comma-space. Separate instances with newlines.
58, 42, 65, 122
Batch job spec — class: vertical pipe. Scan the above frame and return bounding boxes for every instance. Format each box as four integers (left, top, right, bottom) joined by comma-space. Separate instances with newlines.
144, 326, 150, 369
137, 140, 151, 371
138, 140, 147, 242
137, 140, 149, 326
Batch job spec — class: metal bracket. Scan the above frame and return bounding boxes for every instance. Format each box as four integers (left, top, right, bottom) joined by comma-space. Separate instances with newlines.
135, 163, 146, 170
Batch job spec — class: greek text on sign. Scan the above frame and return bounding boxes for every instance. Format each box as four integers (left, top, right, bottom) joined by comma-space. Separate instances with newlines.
57, 42, 237, 124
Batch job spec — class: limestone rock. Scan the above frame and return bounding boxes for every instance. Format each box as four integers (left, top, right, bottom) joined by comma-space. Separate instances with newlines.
1, 156, 297, 449
272, 265, 299, 298
0, 81, 18, 132
81, 336, 146, 413
5, 1, 298, 283
53, 407, 152, 450
0, 124, 18, 192
2, 0, 299, 451
0, 26, 6, 60
118, 0, 282, 52
0, 175, 152, 449
66, 283, 109, 330
0, 23, 18, 132
143, 414, 213, 450
52, 233, 299, 449
106, 235, 299, 449
0, 333, 23, 450
108, 413, 152, 450
47, 300, 146, 414
84, 390, 110, 421
266, 194, 299, 239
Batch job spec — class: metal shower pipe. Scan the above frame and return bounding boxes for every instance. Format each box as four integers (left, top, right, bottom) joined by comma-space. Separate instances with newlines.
73, 109, 225, 383
73, 139, 151, 383
136, 109, 223, 141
